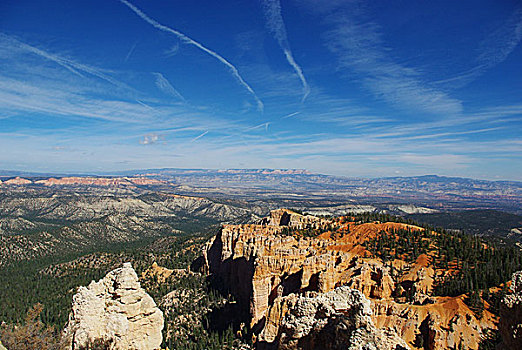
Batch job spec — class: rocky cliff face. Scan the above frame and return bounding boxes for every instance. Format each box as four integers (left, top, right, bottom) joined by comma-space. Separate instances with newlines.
258, 209, 327, 229
202, 209, 494, 349
500, 271, 522, 350
259, 286, 408, 350
63, 262, 164, 350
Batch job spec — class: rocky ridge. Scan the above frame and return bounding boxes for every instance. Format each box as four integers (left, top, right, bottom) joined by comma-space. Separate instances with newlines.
0, 186, 263, 266
62, 262, 164, 350
201, 209, 495, 349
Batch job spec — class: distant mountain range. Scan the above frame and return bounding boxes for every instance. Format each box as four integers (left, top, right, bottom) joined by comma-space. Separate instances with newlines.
1, 169, 521, 214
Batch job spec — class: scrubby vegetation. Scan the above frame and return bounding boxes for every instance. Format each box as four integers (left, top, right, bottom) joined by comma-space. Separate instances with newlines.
364, 227, 431, 263
0, 226, 248, 349
279, 224, 332, 237
408, 209, 522, 238
361, 215, 522, 297
0, 304, 66, 350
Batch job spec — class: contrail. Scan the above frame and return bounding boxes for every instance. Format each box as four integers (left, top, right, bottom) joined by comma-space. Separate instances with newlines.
245, 122, 270, 131
281, 111, 300, 119
191, 130, 209, 142
135, 99, 155, 111
153, 72, 186, 102
124, 41, 137, 63
261, 0, 310, 102
119, 0, 264, 111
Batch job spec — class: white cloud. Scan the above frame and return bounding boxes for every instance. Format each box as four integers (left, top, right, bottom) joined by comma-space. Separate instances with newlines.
140, 133, 162, 145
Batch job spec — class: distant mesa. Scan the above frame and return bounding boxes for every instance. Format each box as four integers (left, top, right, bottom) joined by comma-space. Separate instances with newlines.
36, 176, 166, 187
3, 177, 33, 185
0, 176, 166, 187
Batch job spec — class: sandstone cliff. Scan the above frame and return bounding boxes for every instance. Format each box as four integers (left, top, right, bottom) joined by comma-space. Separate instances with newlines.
499, 271, 522, 350
63, 262, 164, 350
202, 209, 494, 349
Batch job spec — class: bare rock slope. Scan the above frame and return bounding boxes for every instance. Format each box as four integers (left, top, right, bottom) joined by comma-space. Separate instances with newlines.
63, 262, 164, 350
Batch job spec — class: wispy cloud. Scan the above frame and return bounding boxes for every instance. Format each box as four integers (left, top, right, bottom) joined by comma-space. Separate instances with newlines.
323, 17, 462, 116
436, 7, 522, 88
0, 78, 149, 123
398, 154, 471, 169
301, 0, 464, 117
261, 0, 310, 102
478, 8, 522, 66
0, 34, 131, 90
0, 36, 249, 131
152, 72, 186, 102
119, 0, 264, 111
0, 33, 84, 77
164, 42, 180, 58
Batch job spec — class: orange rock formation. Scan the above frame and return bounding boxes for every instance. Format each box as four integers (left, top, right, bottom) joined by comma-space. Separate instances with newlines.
202, 209, 495, 349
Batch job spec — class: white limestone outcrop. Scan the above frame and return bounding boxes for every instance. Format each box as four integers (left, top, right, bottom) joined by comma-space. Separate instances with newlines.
63, 262, 164, 350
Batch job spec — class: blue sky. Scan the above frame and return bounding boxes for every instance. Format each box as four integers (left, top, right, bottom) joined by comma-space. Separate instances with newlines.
1, 0, 521, 180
